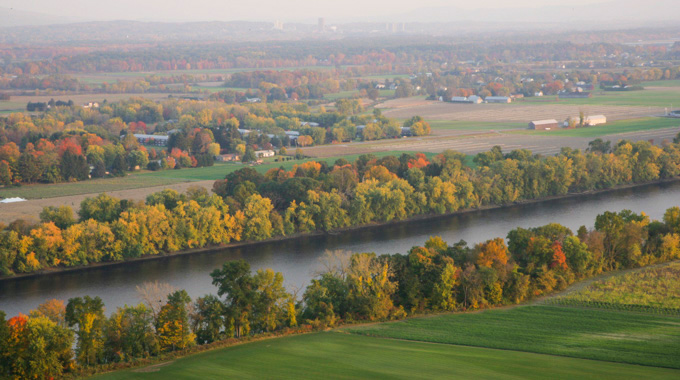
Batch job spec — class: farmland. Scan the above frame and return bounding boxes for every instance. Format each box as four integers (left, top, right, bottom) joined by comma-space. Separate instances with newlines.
91, 332, 680, 380
547, 261, 680, 314
379, 99, 664, 123
0, 151, 439, 223
91, 260, 680, 379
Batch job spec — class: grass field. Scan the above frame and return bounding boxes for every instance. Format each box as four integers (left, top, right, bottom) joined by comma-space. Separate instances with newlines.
519, 88, 680, 107
643, 79, 680, 87
347, 305, 680, 369
513, 117, 680, 137
92, 332, 680, 380
548, 261, 680, 314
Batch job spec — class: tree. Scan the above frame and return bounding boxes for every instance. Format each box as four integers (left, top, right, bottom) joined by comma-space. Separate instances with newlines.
242, 194, 274, 241
79, 193, 124, 223
211, 260, 255, 338
191, 295, 225, 344
253, 269, 289, 332
156, 290, 195, 351
104, 304, 158, 362
242, 146, 256, 163
39, 205, 76, 229
65, 296, 105, 366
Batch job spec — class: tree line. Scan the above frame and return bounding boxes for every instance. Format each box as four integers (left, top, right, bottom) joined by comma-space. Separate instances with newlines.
2, 135, 680, 275
1, 204, 679, 379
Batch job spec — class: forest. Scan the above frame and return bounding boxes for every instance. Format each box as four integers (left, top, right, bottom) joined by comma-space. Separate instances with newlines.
1, 133, 680, 276
0, 97, 430, 186
1, 204, 679, 379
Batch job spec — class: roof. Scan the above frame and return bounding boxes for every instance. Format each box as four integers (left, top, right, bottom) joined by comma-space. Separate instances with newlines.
588, 115, 606, 120
530, 119, 559, 125
133, 134, 169, 140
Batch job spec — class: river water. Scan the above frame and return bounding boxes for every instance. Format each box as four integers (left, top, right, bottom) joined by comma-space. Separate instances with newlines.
2, 181, 680, 317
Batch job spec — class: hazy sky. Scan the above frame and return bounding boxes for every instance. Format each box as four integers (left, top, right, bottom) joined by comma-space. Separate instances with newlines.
0, 0, 614, 22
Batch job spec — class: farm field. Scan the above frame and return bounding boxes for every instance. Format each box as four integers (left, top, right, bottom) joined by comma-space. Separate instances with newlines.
0, 93, 181, 112
379, 99, 664, 123
347, 305, 680, 369
548, 261, 680, 314
427, 120, 525, 131
513, 117, 680, 137
519, 87, 680, 107
91, 332, 680, 380
73, 65, 347, 85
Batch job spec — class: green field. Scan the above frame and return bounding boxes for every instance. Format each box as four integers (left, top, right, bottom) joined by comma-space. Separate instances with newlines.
643, 79, 680, 87
513, 117, 680, 137
347, 305, 680, 369
519, 88, 680, 107
91, 332, 680, 380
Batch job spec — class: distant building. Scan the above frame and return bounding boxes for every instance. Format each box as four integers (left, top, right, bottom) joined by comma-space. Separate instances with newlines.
238, 129, 251, 136
468, 95, 482, 104
401, 127, 412, 136
215, 154, 240, 162
450, 96, 481, 104
486, 96, 512, 103
300, 121, 320, 127
255, 150, 275, 158
133, 134, 169, 146
585, 115, 607, 126
534, 91, 544, 97
529, 119, 559, 130
558, 92, 592, 99
82, 102, 99, 109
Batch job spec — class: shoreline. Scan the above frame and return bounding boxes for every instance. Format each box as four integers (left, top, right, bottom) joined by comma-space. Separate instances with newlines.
2, 176, 679, 283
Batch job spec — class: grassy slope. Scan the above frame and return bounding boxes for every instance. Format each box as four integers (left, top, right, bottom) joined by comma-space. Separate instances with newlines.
92, 332, 680, 380
512, 117, 680, 137
347, 305, 680, 369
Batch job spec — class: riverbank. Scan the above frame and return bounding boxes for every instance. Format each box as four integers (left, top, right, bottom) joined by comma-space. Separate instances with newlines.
2, 176, 679, 283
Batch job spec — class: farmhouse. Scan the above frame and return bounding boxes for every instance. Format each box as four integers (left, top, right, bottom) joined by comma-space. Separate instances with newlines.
485, 96, 512, 103
255, 150, 275, 158
133, 134, 169, 146
529, 119, 559, 130
215, 154, 240, 162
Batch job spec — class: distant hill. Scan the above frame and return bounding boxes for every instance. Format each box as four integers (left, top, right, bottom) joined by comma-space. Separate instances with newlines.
0, 6, 79, 27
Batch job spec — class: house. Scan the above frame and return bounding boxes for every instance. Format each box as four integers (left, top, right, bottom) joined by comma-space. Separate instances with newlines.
237, 129, 251, 136
375, 84, 386, 89
529, 119, 559, 130
534, 91, 544, 97
82, 102, 99, 109
300, 121, 320, 127
485, 96, 512, 103
133, 134, 169, 146
401, 127, 412, 136
215, 154, 240, 162
255, 150, 275, 158
451, 96, 469, 103
246, 97, 261, 103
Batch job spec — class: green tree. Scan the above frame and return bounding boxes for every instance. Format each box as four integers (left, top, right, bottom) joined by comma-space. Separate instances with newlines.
156, 290, 195, 351
65, 296, 106, 366
211, 260, 255, 338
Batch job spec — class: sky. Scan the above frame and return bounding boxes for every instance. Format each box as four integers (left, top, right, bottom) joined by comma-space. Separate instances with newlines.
0, 0, 616, 23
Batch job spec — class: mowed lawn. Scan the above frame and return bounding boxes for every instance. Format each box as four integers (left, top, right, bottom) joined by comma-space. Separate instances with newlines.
513, 117, 680, 137
91, 332, 680, 380
347, 305, 680, 369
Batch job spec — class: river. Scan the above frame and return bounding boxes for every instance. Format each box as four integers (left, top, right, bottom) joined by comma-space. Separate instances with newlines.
2, 181, 680, 317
